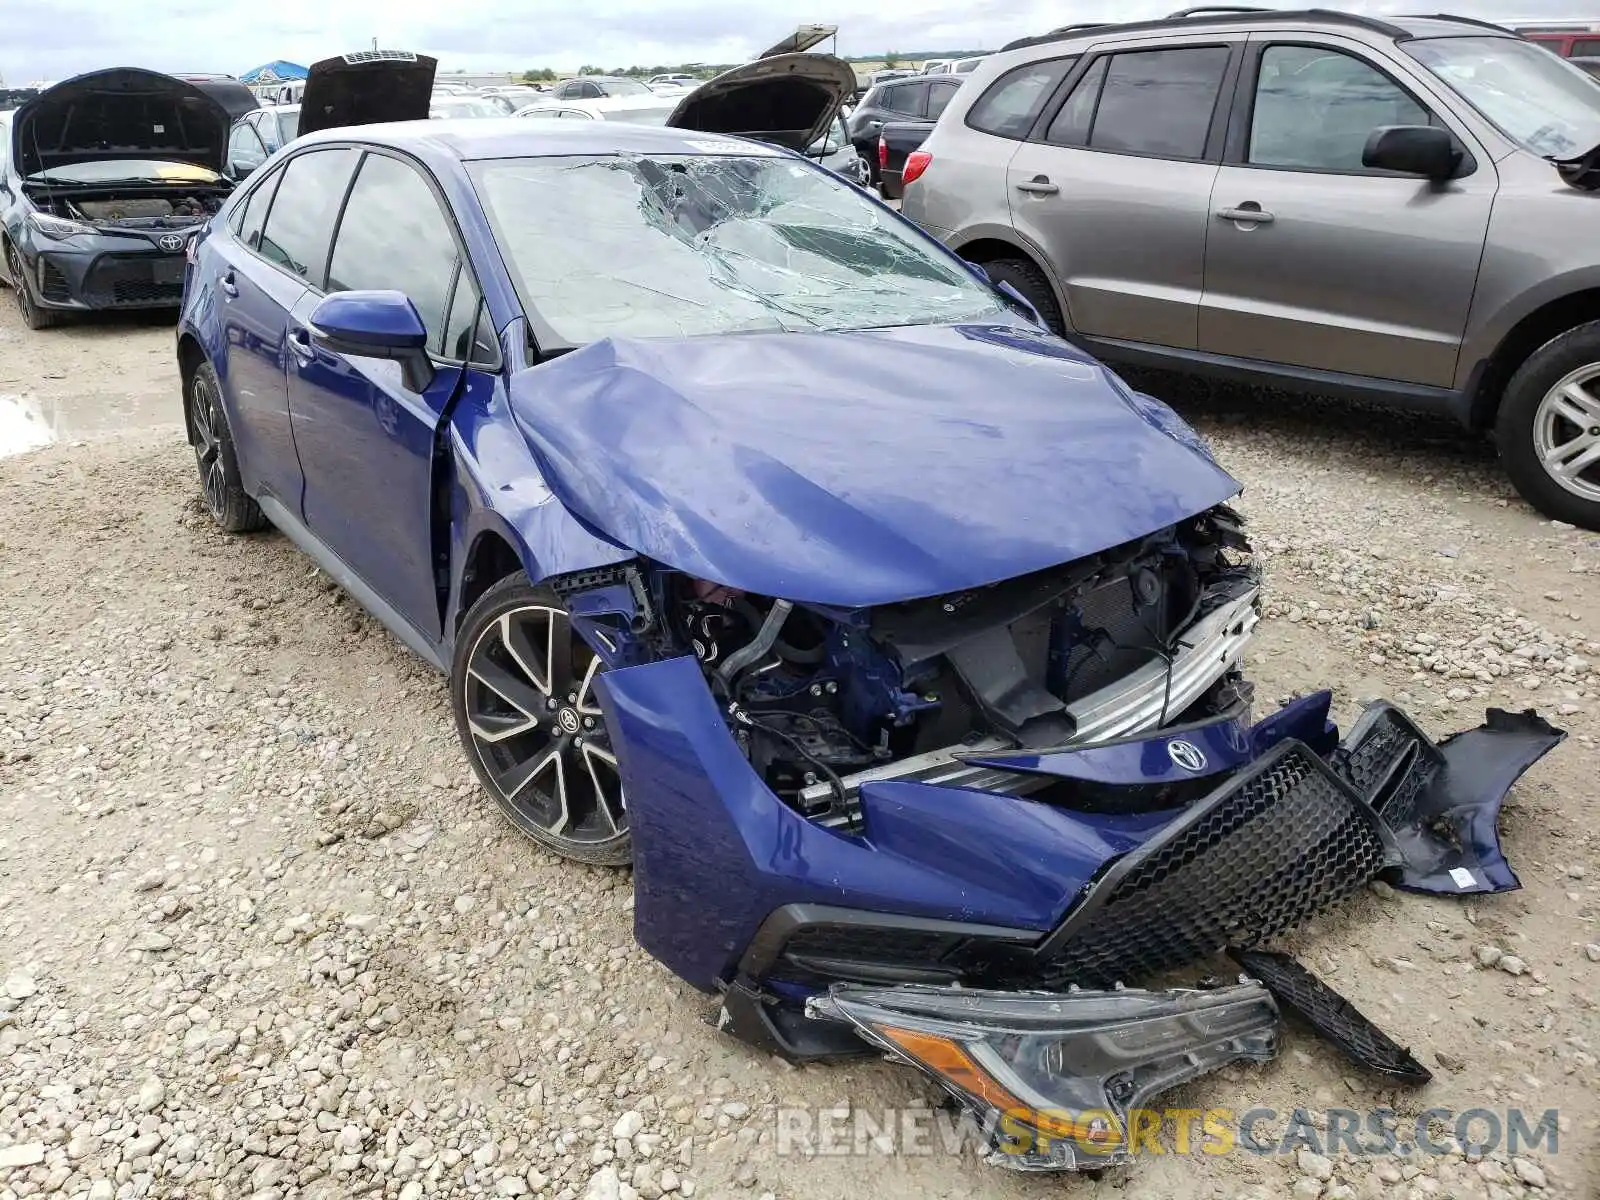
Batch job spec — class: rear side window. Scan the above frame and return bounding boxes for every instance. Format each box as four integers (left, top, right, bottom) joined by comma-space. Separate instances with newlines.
257, 148, 359, 286
1046, 57, 1107, 144
1086, 47, 1231, 159
927, 81, 960, 120
966, 57, 1078, 139
883, 84, 923, 115
326, 152, 461, 347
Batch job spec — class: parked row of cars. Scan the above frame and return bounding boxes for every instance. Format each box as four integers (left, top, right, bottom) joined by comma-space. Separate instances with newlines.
892, 8, 1600, 530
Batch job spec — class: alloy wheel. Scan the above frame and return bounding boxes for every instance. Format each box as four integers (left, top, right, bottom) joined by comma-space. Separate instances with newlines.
1534, 365, 1600, 504
461, 604, 626, 848
7, 246, 36, 325
190, 371, 228, 519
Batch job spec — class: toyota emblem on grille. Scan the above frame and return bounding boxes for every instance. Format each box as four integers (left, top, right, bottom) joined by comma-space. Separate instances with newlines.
159, 234, 185, 252
1167, 739, 1207, 772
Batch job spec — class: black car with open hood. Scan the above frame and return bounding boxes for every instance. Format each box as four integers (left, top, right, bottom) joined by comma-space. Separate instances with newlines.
0, 69, 237, 330
296, 50, 437, 138
666, 52, 858, 152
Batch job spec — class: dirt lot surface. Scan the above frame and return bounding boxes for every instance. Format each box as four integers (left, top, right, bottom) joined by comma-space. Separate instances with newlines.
0, 299, 1595, 1200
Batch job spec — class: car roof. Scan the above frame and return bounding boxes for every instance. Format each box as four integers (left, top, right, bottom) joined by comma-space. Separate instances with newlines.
292, 117, 783, 162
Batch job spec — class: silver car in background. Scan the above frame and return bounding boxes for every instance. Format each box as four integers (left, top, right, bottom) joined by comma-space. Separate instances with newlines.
902, 8, 1600, 529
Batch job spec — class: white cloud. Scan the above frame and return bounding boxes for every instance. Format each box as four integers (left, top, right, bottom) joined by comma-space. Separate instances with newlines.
0, 0, 1577, 86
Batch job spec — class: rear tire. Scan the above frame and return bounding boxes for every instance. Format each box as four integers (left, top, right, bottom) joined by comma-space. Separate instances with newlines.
980, 256, 1065, 336
6, 243, 65, 330
187, 361, 266, 533
1496, 321, 1600, 530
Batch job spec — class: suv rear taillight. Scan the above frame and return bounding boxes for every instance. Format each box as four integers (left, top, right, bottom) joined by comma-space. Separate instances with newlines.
902, 150, 932, 186
878, 135, 888, 170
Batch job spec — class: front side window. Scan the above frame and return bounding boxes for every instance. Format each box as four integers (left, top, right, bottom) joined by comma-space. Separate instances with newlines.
1087, 46, 1230, 159
326, 153, 461, 346
966, 57, 1077, 140
274, 109, 300, 148
256, 147, 359, 284
1250, 45, 1430, 170
470, 153, 1005, 347
1406, 34, 1600, 158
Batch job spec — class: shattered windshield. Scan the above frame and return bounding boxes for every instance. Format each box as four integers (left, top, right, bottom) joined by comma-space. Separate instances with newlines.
1406, 35, 1600, 158
470, 153, 1004, 345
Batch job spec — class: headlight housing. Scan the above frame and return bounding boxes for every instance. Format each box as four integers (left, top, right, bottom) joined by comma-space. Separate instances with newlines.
28, 212, 95, 239
807, 980, 1279, 1171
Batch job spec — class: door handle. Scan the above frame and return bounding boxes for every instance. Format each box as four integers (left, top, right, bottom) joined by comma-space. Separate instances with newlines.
287, 327, 315, 364
1216, 205, 1274, 224
219, 271, 239, 298
1015, 177, 1059, 196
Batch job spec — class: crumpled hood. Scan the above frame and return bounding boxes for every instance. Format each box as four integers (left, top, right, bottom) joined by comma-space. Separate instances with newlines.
11, 68, 232, 177
508, 323, 1241, 607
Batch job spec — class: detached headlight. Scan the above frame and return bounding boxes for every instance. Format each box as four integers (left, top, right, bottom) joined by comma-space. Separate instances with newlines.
28, 212, 96, 239
806, 980, 1278, 1171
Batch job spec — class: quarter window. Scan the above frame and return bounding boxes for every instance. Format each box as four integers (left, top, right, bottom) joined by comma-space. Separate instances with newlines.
256, 148, 359, 285
966, 57, 1078, 140
927, 81, 959, 120
1573, 38, 1600, 56
325, 152, 462, 349
235, 165, 283, 252
1250, 45, 1430, 170
1087, 47, 1230, 159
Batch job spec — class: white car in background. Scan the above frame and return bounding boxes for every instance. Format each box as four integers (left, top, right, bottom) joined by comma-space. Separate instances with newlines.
428, 94, 506, 119
514, 95, 679, 124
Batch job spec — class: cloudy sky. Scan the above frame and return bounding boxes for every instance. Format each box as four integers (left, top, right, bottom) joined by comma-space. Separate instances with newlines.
0, 0, 1579, 85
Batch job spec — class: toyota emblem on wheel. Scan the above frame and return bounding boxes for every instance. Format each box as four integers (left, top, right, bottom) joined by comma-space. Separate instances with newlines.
159, 234, 185, 252
1167, 738, 1207, 772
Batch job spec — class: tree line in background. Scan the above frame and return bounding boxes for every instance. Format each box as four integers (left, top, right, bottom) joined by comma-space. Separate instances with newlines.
518, 48, 985, 82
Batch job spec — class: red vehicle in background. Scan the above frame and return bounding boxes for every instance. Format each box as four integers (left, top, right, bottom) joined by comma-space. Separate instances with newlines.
1513, 22, 1600, 73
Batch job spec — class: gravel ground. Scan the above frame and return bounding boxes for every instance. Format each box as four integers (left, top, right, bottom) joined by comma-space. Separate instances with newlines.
0, 302, 1595, 1200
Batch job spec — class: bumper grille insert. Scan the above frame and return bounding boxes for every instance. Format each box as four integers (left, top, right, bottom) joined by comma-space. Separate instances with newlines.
1033, 740, 1395, 987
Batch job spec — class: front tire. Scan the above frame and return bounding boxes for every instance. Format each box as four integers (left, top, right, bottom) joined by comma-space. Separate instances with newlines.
187, 361, 266, 533
980, 257, 1065, 336
6, 243, 64, 331
1497, 322, 1600, 530
452, 573, 631, 867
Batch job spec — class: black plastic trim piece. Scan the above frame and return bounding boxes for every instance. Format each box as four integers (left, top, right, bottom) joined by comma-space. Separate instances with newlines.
1230, 948, 1432, 1084
736, 902, 1037, 980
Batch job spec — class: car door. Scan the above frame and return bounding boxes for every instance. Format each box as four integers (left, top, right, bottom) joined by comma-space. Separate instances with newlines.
1005, 39, 1241, 348
211, 149, 358, 506
1199, 36, 1495, 387
285, 148, 486, 643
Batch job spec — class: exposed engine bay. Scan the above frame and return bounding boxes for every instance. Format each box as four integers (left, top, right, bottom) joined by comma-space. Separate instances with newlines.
36, 188, 226, 230
565, 503, 1259, 828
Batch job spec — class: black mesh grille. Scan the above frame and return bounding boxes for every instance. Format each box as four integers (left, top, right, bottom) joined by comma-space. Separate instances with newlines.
38, 259, 71, 302
1035, 742, 1391, 987
1328, 705, 1439, 827
782, 924, 956, 963
84, 256, 184, 308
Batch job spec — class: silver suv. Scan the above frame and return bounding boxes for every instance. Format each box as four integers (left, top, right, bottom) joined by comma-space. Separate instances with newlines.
902, 8, 1600, 529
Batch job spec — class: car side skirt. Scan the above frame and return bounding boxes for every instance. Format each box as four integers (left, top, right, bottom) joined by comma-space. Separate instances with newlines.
1082, 335, 1475, 427
256, 495, 447, 673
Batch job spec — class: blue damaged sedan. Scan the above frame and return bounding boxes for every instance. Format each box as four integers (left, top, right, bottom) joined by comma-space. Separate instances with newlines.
176, 81, 1562, 1171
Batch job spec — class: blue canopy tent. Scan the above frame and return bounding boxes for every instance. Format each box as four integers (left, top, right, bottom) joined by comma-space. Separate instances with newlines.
239, 61, 309, 85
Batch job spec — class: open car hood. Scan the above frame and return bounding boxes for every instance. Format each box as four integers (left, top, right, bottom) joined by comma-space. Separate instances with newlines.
507, 324, 1243, 607
666, 53, 858, 152
190, 78, 260, 122
11, 68, 232, 178
297, 51, 437, 137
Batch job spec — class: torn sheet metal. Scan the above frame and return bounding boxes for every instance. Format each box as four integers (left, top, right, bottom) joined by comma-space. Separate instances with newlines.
1330, 703, 1565, 895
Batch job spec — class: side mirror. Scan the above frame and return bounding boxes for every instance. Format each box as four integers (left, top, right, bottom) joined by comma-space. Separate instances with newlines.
1362, 125, 1460, 181
309, 290, 435, 392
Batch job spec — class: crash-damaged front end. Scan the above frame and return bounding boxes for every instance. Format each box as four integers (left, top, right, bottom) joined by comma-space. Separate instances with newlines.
499, 322, 1562, 1173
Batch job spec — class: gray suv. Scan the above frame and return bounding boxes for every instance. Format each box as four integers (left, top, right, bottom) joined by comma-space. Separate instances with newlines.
902, 9, 1600, 529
